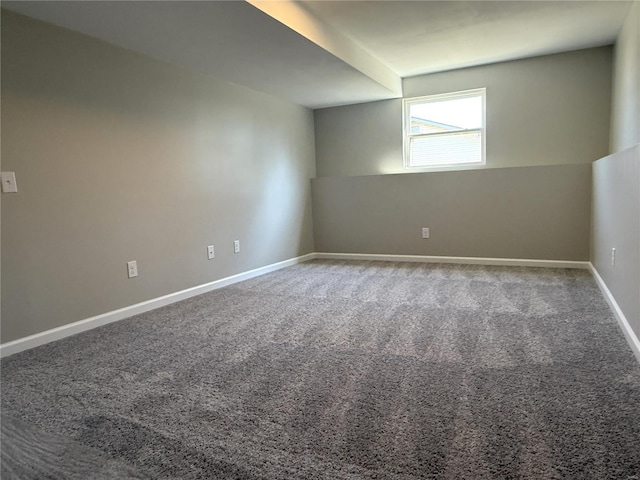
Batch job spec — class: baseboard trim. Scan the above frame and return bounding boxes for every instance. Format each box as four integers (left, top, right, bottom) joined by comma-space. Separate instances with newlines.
589, 263, 640, 364
0, 252, 597, 358
0, 253, 317, 358
314, 252, 590, 269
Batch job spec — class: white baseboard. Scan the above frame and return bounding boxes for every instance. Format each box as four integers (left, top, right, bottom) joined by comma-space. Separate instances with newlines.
0, 252, 599, 359
314, 252, 590, 269
0, 253, 317, 358
589, 263, 640, 364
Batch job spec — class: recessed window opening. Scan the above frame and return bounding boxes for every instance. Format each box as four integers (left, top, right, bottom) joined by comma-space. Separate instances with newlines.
403, 88, 486, 169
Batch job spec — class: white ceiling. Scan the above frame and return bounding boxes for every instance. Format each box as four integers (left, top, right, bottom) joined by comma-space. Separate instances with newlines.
302, 0, 633, 77
2, 1, 633, 109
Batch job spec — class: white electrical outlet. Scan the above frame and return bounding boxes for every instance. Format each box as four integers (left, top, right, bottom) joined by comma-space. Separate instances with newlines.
421, 227, 430, 239
207, 245, 215, 260
233, 240, 240, 254
611, 248, 616, 266
127, 260, 138, 278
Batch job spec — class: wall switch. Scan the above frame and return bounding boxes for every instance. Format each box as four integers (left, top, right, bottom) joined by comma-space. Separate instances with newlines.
207, 245, 215, 260
421, 227, 430, 239
1, 172, 18, 193
233, 240, 240, 254
127, 260, 138, 278
611, 248, 616, 266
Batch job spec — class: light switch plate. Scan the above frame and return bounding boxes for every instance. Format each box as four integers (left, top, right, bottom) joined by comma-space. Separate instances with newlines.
1, 172, 18, 193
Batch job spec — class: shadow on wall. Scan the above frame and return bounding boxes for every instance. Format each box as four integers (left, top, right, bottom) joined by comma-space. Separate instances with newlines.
312, 164, 592, 261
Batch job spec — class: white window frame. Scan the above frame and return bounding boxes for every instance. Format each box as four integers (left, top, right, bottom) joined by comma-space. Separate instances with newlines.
402, 88, 486, 170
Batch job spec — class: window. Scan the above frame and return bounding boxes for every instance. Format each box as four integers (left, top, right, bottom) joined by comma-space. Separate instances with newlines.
403, 88, 486, 169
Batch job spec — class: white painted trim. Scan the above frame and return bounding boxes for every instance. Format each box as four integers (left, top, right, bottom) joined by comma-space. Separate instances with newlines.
0, 252, 596, 359
314, 252, 590, 269
589, 263, 640, 364
403, 88, 487, 171
0, 253, 317, 358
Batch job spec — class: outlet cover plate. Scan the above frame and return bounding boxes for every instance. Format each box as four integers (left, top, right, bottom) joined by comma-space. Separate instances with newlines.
127, 260, 138, 278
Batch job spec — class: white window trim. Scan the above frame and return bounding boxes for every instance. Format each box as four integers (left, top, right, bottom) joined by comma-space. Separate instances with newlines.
402, 88, 486, 171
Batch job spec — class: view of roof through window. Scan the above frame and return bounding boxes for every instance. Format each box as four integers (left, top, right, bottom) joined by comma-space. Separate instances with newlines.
409, 95, 482, 134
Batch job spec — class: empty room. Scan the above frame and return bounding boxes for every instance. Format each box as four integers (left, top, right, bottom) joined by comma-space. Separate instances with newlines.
1, 1, 639, 478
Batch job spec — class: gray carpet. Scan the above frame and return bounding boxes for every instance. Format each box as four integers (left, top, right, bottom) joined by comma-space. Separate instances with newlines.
2, 259, 640, 479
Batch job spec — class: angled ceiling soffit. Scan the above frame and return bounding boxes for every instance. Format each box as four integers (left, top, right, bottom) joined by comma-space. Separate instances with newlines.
247, 0, 403, 99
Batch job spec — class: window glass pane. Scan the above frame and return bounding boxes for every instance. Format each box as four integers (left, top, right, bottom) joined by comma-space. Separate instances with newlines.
409, 131, 481, 166
404, 89, 485, 169
409, 95, 482, 134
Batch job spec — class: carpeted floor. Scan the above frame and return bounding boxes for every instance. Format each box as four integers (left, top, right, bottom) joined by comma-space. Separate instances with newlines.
2, 260, 640, 479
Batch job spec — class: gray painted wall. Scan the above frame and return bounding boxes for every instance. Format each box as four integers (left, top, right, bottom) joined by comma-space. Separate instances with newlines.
1, 11, 316, 343
312, 164, 591, 261
610, 1, 640, 153
312, 48, 609, 262
315, 47, 612, 178
592, 2, 640, 343
591, 145, 640, 341
314, 99, 402, 178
